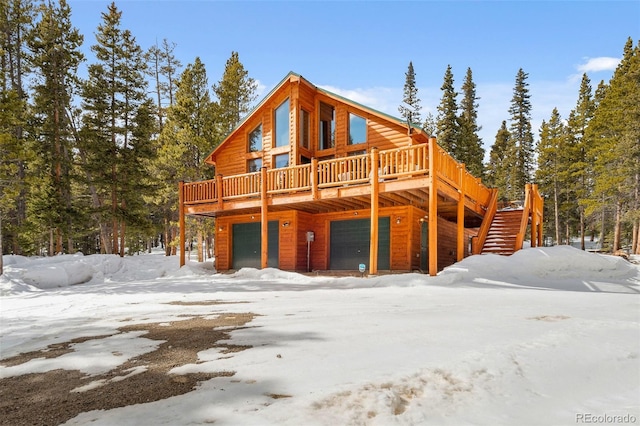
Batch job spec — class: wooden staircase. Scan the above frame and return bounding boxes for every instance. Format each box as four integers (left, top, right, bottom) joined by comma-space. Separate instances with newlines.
481, 209, 525, 255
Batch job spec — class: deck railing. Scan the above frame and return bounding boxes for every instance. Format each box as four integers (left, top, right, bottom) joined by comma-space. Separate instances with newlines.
182, 142, 492, 211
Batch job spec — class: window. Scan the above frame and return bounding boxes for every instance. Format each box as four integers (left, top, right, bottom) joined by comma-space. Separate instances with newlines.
319, 102, 335, 150
275, 99, 290, 147
348, 113, 367, 145
248, 124, 262, 152
274, 153, 289, 168
247, 158, 262, 173
300, 109, 310, 149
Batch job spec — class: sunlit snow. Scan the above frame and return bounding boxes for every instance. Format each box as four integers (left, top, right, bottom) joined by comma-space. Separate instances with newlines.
1, 246, 639, 425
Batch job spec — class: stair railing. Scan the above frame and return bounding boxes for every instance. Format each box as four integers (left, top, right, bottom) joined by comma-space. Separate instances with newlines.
471, 188, 499, 254
514, 183, 533, 251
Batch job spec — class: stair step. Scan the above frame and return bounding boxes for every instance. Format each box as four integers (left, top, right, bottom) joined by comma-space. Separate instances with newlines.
480, 209, 524, 256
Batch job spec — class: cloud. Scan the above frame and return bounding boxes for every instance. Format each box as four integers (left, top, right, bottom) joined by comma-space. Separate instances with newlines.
576, 57, 620, 73
318, 85, 401, 116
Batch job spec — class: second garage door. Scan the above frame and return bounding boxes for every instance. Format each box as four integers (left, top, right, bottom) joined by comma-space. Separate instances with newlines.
329, 217, 390, 270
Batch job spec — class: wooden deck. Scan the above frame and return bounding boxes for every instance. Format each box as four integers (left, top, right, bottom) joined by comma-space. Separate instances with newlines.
181, 141, 493, 226
180, 138, 498, 276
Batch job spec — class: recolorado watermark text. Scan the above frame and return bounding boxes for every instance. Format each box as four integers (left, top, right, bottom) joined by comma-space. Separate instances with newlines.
576, 413, 638, 424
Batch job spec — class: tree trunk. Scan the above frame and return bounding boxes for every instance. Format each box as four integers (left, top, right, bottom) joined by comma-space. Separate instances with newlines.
613, 200, 622, 252
553, 180, 560, 245
197, 230, 203, 262
580, 209, 585, 250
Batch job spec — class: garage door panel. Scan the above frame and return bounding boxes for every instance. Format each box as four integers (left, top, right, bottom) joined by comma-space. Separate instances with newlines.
232, 221, 279, 269
330, 218, 389, 270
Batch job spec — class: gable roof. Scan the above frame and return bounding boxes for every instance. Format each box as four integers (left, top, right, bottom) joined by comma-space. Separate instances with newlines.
205, 71, 428, 165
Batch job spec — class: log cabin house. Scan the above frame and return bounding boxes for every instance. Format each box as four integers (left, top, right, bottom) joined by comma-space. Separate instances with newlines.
179, 72, 543, 276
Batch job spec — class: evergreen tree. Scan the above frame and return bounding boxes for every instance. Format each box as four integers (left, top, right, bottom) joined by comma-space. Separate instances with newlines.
145, 38, 182, 133
398, 61, 422, 126
566, 73, 595, 250
457, 67, 485, 177
79, 2, 153, 256
486, 120, 514, 200
585, 38, 640, 252
507, 68, 535, 199
0, 69, 25, 273
436, 65, 459, 156
212, 51, 257, 137
536, 109, 567, 244
27, 0, 84, 254
422, 112, 436, 137
151, 57, 216, 259
0, 0, 36, 256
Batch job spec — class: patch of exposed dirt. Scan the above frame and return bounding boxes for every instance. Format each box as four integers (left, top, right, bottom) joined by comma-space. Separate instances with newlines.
0, 304, 257, 426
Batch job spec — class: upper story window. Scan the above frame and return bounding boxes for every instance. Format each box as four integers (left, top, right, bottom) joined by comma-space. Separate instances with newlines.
274, 99, 290, 147
300, 109, 310, 149
348, 113, 366, 145
319, 102, 335, 150
274, 153, 289, 168
247, 158, 262, 173
248, 124, 262, 152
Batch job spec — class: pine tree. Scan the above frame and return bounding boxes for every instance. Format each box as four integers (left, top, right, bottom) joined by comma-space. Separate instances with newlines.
79, 2, 153, 255
151, 57, 216, 259
507, 68, 535, 199
566, 73, 595, 250
212, 51, 258, 137
27, 0, 84, 254
457, 67, 485, 177
145, 38, 182, 133
0, 70, 25, 273
585, 38, 640, 252
486, 120, 514, 201
536, 109, 567, 244
0, 0, 36, 256
398, 61, 422, 126
422, 112, 436, 137
436, 65, 459, 156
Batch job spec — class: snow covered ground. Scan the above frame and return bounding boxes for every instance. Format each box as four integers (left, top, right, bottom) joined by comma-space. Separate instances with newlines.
1, 246, 639, 425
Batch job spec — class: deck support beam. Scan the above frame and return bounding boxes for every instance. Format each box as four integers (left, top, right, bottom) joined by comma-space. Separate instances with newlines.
179, 181, 185, 267
260, 167, 268, 268
428, 137, 438, 276
369, 148, 379, 275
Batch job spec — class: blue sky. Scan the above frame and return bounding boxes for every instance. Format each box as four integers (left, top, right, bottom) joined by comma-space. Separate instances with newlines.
68, 0, 639, 155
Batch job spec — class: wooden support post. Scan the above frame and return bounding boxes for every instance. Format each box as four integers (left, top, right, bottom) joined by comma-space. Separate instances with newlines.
536, 184, 543, 247
369, 148, 379, 275
428, 137, 438, 276
216, 174, 223, 207
260, 167, 268, 268
179, 181, 185, 267
311, 157, 318, 200
457, 164, 466, 261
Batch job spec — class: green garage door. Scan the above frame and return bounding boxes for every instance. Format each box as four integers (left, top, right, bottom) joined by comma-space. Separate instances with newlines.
232, 221, 279, 269
329, 217, 390, 270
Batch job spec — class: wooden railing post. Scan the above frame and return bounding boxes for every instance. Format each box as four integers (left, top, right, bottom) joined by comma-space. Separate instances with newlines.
179, 181, 185, 267
216, 174, 223, 207
515, 184, 532, 251
311, 158, 318, 200
260, 167, 268, 269
428, 136, 438, 276
369, 148, 379, 275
